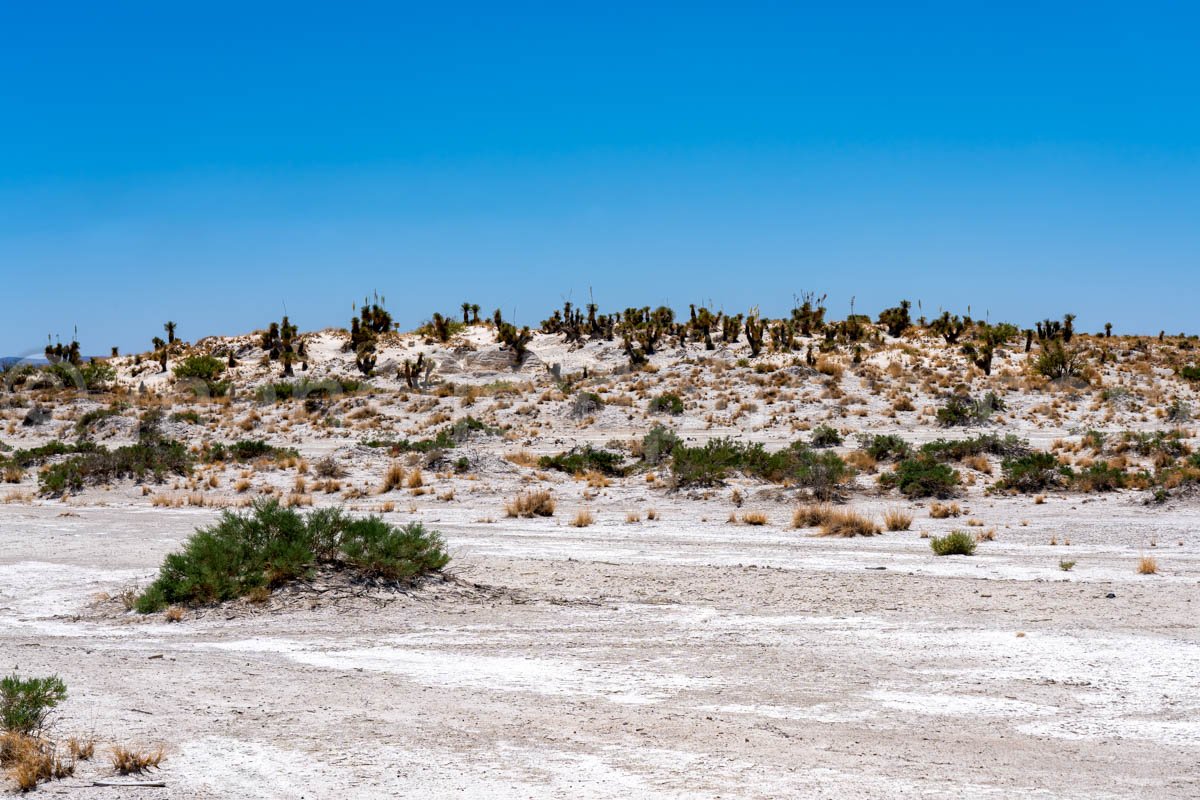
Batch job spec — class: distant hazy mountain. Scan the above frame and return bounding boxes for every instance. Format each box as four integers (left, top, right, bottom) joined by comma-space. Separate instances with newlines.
0, 357, 48, 368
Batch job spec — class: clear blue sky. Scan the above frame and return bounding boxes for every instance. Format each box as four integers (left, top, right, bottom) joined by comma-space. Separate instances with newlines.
2, 1, 1197, 355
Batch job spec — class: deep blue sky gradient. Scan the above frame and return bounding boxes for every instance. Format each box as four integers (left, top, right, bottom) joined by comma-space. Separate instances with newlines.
2, 2, 1197, 353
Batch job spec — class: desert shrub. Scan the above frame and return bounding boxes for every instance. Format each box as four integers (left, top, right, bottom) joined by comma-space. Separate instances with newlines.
170, 410, 202, 424
135, 500, 449, 611
74, 404, 125, 434
79, 360, 116, 390
258, 378, 366, 402
172, 354, 223, 382
39, 439, 191, 496
1, 675, 67, 735
883, 508, 913, 531
809, 424, 843, 448
202, 440, 299, 463
670, 438, 751, 486
1181, 365, 1200, 382
920, 434, 1029, 462
859, 433, 911, 461
641, 424, 681, 465
930, 531, 977, 556
570, 391, 604, 419
2, 441, 97, 469
936, 392, 1004, 427
671, 440, 850, 499
648, 393, 684, 415
539, 446, 626, 476
1070, 462, 1133, 492
994, 452, 1067, 493
1034, 340, 1086, 380
1111, 430, 1189, 459
314, 456, 346, 479
362, 416, 495, 455
172, 354, 229, 396
880, 458, 960, 498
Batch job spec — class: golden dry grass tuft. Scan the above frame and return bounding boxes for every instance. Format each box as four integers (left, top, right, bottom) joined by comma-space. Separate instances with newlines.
110, 744, 164, 775
883, 508, 913, 531
0, 733, 74, 791
1137, 555, 1158, 575
571, 509, 595, 527
505, 489, 556, 518
929, 501, 962, 519
791, 503, 832, 529
817, 507, 881, 537
381, 463, 407, 493
741, 511, 769, 526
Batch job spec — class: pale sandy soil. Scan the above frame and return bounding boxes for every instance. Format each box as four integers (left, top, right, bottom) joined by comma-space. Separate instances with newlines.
1, 323, 1199, 797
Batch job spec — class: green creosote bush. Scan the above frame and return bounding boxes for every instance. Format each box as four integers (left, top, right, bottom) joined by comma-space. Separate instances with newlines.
880, 458, 960, 498
670, 439, 851, 500
929, 530, 977, 556
859, 433, 912, 461
809, 424, 843, 448
641, 424, 681, 466
539, 446, 626, 476
135, 499, 450, 612
1, 674, 67, 736
648, 393, 684, 415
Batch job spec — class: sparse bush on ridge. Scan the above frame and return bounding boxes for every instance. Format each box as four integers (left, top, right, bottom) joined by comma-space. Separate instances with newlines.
648, 393, 684, 415
172, 354, 228, 396
135, 499, 449, 612
936, 392, 1004, 427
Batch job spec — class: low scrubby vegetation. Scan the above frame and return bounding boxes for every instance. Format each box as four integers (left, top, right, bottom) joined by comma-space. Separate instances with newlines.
930, 530, 977, 556
135, 500, 450, 611
539, 446, 626, 476
363, 416, 495, 454
880, 458, 960, 498
670, 439, 850, 499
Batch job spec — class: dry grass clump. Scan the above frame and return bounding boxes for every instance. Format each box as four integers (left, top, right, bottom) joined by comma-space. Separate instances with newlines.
741, 511, 769, 526
791, 503, 833, 529
504, 489, 556, 518
505, 450, 538, 467
406, 469, 424, 489
110, 743, 164, 774
625, 511, 641, 523
1, 732, 74, 790
1137, 555, 1158, 575
883, 508, 913, 531
817, 508, 881, 537
645, 509, 658, 520
67, 737, 94, 762
929, 501, 962, 519
381, 463, 406, 493
570, 509, 595, 527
